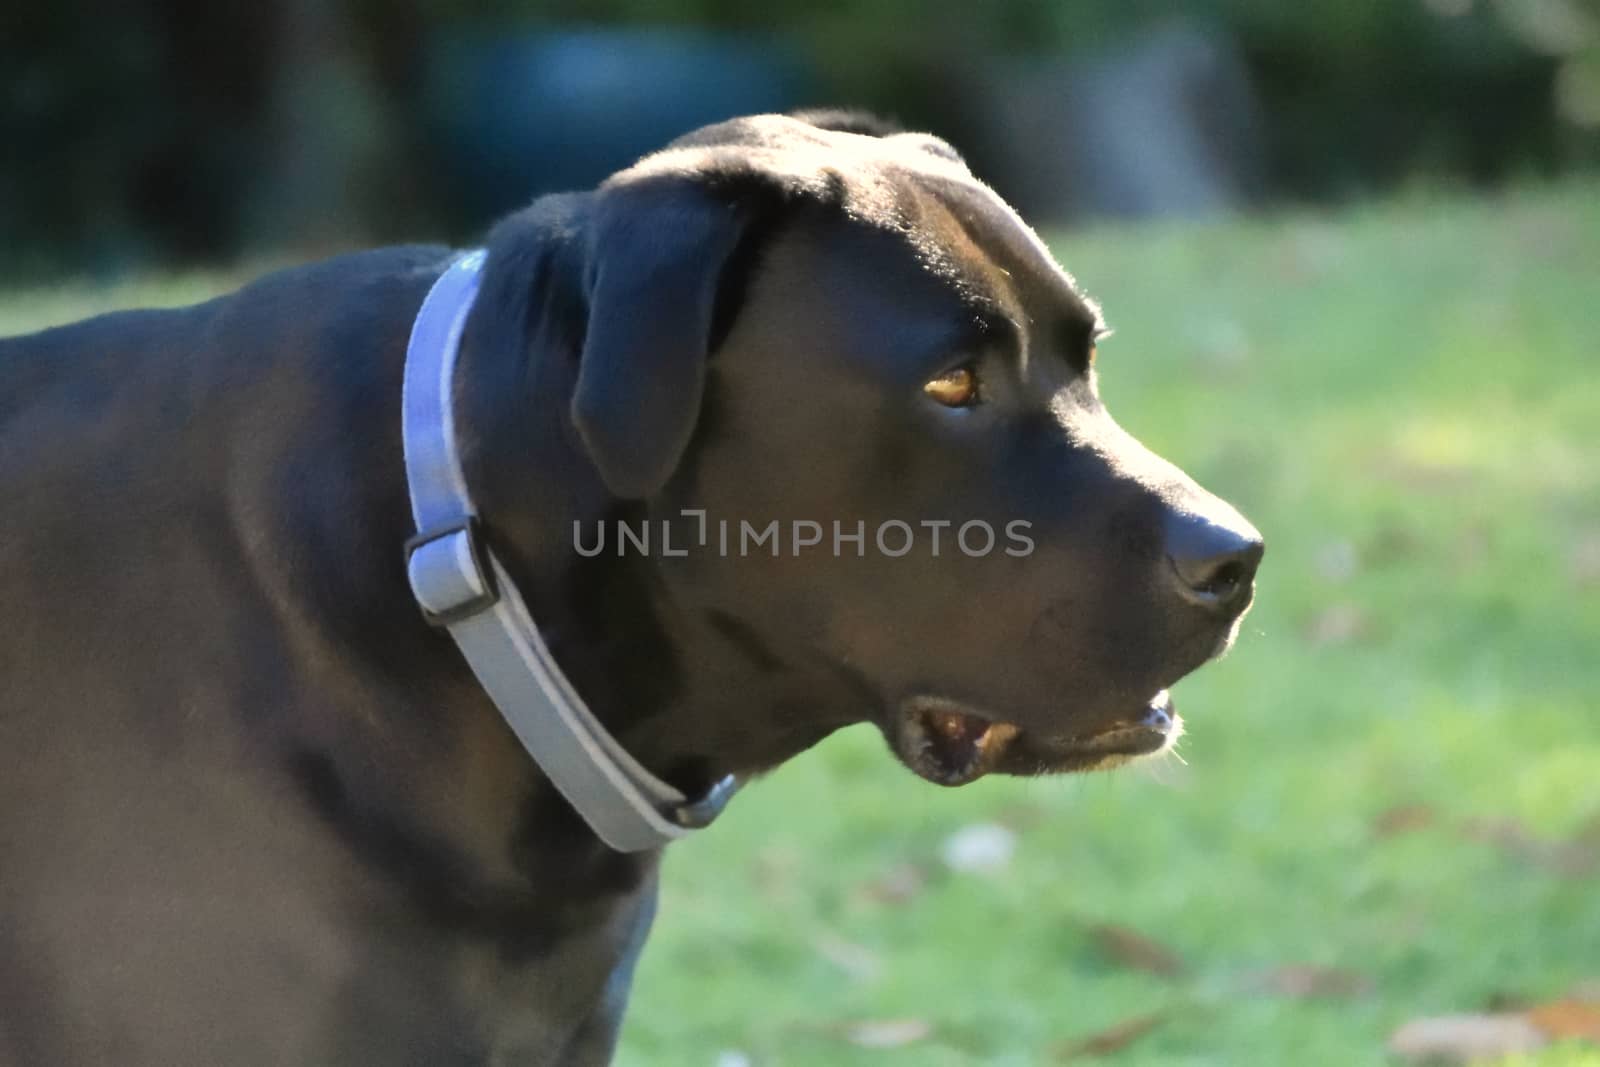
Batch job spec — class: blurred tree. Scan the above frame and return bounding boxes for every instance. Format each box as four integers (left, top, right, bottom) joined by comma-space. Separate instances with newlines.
1, 0, 1595, 277
353, 0, 1600, 211
0, 2, 286, 275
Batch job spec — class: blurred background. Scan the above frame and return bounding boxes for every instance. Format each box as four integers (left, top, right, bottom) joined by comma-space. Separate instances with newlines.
4, 2, 1599, 1065
4, 0, 1600, 276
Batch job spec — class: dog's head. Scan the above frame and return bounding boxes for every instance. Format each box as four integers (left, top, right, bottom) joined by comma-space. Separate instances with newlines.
506, 111, 1261, 787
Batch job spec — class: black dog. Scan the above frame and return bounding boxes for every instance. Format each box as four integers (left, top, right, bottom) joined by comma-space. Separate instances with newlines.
0, 111, 1260, 1064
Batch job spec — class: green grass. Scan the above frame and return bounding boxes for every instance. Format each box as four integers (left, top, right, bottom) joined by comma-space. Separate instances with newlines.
7, 183, 1596, 1065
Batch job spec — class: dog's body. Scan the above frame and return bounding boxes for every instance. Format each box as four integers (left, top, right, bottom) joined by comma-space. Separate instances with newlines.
0, 113, 1260, 1065
1, 247, 657, 1063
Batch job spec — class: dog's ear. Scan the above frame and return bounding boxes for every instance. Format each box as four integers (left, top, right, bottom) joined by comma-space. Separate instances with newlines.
571, 176, 754, 500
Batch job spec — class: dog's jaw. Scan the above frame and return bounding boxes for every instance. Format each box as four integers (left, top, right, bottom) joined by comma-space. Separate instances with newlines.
889, 690, 1181, 785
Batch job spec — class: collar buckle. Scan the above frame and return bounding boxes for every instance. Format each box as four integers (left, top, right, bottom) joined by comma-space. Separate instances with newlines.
405, 516, 500, 627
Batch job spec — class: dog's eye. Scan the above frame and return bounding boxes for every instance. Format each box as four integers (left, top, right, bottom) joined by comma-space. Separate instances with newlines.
924, 366, 979, 407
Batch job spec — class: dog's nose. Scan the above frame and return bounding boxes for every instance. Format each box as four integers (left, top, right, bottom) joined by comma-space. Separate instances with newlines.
1163, 510, 1263, 612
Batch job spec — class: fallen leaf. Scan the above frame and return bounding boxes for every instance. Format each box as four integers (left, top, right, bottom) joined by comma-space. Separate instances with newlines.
1459, 816, 1599, 877
1087, 923, 1185, 978
1461, 816, 1541, 853
1555, 814, 1600, 876
1373, 804, 1436, 838
941, 823, 1017, 874
842, 1019, 932, 1049
1388, 1013, 1549, 1062
1256, 964, 1372, 999
853, 863, 927, 906
811, 930, 882, 982
1527, 998, 1600, 1042
1055, 1012, 1166, 1059
1551, 841, 1600, 878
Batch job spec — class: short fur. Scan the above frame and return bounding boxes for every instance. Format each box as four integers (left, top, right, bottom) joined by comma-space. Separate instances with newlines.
0, 112, 1259, 1064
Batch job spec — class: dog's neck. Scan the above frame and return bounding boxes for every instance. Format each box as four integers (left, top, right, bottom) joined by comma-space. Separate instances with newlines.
449, 202, 869, 818
260, 212, 869, 1010
455, 375, 863, 806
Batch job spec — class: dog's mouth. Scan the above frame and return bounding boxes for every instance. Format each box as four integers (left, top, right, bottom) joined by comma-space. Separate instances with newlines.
890, 691, 1181, 786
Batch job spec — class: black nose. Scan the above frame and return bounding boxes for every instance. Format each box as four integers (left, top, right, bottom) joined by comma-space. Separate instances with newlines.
1163, 510, 1263, 612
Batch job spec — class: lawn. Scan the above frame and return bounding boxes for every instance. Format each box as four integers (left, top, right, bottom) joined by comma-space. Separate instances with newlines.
5, 183, 1596, 1065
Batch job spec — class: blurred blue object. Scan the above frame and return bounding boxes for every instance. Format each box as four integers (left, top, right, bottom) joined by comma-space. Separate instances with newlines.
423, 28, 812, 221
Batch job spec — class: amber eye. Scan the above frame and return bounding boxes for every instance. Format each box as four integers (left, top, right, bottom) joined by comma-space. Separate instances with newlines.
923, 366, 979, 407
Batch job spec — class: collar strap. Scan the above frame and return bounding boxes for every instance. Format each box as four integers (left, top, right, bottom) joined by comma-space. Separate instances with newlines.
400, 250, 738, 852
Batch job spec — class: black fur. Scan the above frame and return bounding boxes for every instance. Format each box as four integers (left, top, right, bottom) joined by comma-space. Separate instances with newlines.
0, 111, 1259, 1064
